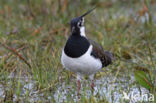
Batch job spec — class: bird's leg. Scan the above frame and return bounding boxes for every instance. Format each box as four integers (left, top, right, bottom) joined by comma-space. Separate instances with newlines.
89, 74, 95, 92
77, 79, 81, 95
76, 74, 82, 96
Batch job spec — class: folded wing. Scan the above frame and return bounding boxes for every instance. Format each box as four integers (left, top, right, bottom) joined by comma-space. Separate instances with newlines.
88, 39, 113, 67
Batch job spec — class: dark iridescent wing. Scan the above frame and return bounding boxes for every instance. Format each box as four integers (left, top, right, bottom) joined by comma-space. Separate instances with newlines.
88, 38, 113, 67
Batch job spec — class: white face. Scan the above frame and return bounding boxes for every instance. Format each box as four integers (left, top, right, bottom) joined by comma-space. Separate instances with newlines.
78, 18, 86, 37
80, 26, 85, 37
77, 17, 84, 28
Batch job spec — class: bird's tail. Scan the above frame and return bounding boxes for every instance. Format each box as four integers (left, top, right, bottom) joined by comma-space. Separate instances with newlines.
103, 51, 114, 67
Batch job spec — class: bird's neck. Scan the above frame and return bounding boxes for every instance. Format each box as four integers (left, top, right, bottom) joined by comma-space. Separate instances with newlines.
71, 27, 86, 37
80, 27, 86, 37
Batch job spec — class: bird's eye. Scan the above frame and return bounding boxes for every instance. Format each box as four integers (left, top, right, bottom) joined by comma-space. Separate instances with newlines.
77, 22, 81, 27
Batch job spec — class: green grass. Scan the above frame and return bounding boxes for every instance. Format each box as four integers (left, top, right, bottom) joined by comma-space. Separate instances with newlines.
0, 0, 156, 103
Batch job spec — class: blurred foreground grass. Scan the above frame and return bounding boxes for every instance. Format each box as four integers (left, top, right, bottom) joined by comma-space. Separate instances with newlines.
0, 0, 156, 103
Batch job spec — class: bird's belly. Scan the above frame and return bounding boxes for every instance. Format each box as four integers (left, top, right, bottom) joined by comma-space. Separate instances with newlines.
61, 50, 102, 75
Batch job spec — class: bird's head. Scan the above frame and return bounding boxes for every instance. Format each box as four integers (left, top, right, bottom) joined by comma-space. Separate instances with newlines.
70, 7, 96, 36
70, 17, 84, 35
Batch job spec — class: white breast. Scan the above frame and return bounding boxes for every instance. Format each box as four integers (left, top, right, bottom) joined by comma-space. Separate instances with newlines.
61, 45, 102, 75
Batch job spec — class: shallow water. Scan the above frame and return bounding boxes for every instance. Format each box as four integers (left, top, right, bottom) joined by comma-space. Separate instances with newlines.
54, 71, 150, 103
0, 70, 151, 103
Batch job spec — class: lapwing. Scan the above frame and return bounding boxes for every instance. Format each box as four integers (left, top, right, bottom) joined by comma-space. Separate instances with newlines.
61, 7, 113, 94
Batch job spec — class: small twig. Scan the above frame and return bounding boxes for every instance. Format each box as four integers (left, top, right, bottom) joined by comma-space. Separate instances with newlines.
1, 43, 31, 68
61, 0, 68, 13
143, 77, 153, 89
113, 67, 120, 83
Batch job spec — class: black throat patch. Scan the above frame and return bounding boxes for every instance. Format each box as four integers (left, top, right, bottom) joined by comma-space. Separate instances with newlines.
64, 35, 90, 58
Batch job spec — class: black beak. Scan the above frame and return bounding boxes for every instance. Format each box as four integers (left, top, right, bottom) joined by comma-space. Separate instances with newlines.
80, 7, 96, 18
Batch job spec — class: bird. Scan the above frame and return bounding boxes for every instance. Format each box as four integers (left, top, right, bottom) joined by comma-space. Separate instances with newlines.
61, 7, 113, 94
